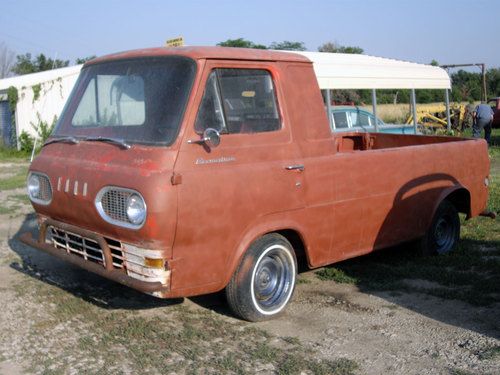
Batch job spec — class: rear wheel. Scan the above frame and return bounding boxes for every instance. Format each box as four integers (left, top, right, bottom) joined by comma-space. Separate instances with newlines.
226, 234, 297, 322
420, 200, 460, 255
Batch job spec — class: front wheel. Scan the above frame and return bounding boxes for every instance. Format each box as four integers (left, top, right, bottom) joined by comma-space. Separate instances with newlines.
226, 234, 297, 322
420, 200, 460, 255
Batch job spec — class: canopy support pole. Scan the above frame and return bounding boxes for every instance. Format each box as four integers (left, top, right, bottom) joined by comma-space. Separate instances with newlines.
372, 89, 378, 132
325, 89, 333, 130
411, 89, 418, 134
445, 89, 451, 132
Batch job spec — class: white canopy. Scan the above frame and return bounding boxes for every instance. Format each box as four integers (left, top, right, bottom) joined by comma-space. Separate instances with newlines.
295, 52, 451, 90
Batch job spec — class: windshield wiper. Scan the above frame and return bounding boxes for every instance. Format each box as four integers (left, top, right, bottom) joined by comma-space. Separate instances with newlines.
43, 136, 80, 147
83, 136, 131, 149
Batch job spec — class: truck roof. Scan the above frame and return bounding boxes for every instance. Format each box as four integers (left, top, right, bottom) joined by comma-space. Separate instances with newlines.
87, 46, 311, 65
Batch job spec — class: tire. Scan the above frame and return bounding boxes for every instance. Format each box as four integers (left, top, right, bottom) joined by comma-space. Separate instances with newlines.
419, 200, 460, 255
226, 233, 297, 322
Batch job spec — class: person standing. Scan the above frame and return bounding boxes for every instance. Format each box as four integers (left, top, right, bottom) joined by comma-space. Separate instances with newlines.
473, 102, 494, 144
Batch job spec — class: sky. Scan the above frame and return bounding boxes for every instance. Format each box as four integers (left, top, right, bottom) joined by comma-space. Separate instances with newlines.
0, 0, 498, 69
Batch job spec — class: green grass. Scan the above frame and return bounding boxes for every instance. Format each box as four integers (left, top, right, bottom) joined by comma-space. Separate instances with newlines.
0, 146, 30, 162
0, 168, 28, 191
316, 134, 500, 307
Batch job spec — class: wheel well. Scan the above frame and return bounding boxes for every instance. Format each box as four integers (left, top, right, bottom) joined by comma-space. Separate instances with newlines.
274, 229, 309, 272
445, 188, 471, 217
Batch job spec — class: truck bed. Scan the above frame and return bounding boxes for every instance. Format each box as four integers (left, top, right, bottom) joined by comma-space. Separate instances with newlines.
334, 131, 471, 152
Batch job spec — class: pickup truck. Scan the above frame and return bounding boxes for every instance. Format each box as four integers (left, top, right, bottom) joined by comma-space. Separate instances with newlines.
21, 47, 492, 321
488, 97, 500, 128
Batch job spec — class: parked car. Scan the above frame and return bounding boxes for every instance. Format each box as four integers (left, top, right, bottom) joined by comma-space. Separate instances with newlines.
487, 97, 500, 128
330, 106, 416, 134
21, 47, 492, 321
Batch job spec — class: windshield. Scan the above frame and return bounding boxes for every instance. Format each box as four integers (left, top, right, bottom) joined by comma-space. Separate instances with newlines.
54, 56, 196, 146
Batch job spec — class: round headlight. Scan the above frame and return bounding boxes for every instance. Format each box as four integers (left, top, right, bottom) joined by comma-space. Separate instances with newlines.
27, 174, 41, 198
126, 193, 146, 225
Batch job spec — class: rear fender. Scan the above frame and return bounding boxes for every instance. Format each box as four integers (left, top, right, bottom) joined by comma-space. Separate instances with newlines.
426, 185, 470, 230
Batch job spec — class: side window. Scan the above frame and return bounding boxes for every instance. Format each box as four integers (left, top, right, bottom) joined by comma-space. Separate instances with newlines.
358, 112, 371, 127
350, 111, 358, 127
194, 72, 226, 133
195, 68, 281, 134
332, 112, 348, 129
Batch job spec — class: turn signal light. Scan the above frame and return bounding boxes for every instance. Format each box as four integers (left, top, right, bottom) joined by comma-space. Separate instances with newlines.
144, 257, 165, 269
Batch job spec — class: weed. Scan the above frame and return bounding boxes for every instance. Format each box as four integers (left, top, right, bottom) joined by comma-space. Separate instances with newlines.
282, 336, 301, 345
316, 267, 358, 284
449, 369, 476, 375
478, 345, 500, 360
296, 275, 312, 284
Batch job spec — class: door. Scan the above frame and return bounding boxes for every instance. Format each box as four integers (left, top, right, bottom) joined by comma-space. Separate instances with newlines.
171, 62, 305, 291
0, 101, 13, 147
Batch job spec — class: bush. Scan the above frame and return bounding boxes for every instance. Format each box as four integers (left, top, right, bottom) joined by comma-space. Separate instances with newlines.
18, 131, 34, 152
17, 114, 57, 154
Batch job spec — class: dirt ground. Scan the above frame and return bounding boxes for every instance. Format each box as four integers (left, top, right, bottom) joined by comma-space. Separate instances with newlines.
0, 160, 499, 375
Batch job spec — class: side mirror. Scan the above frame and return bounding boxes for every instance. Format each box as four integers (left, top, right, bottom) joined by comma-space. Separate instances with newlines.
188, 128, 221, 148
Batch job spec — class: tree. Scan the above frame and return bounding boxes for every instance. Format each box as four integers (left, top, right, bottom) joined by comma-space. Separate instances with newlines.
450, 70, 482, 102
318, 42, 364, 54
487, 68, 500, 98
11, 53, 69, 75
430, 59, 439, 66
75, 55, 97, 64
217, 38, 267, 49
0, 42, 15, 78
269, 41, 306, 51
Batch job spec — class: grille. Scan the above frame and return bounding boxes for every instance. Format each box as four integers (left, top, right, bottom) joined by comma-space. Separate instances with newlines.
31, 174, 52, 203
47, 226, 168, 284
101, 189, 132, 224
49, 227, 124, 269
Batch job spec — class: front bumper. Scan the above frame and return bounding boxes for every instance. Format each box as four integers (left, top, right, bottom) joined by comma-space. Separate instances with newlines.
20, 218, 170, 297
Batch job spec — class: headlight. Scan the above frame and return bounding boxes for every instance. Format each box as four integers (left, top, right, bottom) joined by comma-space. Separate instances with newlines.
127, 193, 146, 225
27, 174, 40, 198
95, 187, 146, 229
27, 172, 52, 205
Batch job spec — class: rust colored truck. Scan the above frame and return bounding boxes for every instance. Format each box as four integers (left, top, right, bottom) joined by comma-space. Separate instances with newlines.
21, 47, 492, 321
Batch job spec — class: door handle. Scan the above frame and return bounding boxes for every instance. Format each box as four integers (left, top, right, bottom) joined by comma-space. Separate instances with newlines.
285, 164, 305, 171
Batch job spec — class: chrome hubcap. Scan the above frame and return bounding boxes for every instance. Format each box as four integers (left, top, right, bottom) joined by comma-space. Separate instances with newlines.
434, 216, 454, 253
253, 246, 294, 312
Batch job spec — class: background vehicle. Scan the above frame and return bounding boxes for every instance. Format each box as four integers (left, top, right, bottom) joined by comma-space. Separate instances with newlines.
330, 106, 416, 134
488, 97, 500, 128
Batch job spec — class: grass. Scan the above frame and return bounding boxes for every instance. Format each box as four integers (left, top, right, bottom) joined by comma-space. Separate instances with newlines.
0, 146, 30, 162
10, 274, 359, 375
316, 129, 500, 307
360, 103, 410, 124
0, 167, 28, 191
10, 193, 30, 204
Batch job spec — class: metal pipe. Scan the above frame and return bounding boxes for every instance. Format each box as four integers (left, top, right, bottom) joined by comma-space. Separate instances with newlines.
445, 89, 451, 132
411, 89, 418, 134
326, 89, 334, 130
372, 89, 378, 132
